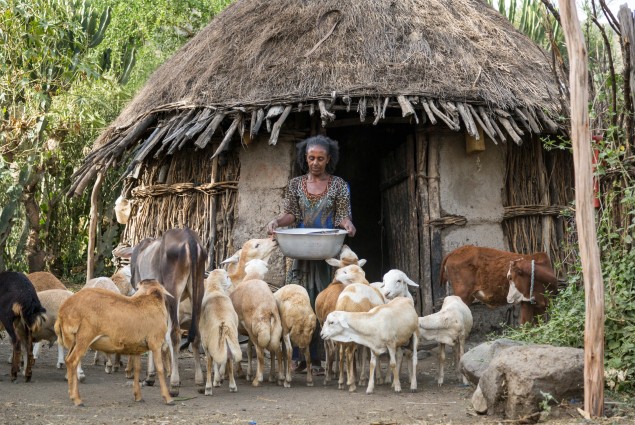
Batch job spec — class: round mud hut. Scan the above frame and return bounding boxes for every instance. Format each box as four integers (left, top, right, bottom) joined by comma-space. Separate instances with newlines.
72, 0, 573, 319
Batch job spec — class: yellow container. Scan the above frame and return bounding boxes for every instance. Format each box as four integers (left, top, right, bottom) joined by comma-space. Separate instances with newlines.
465, 127, 485, 154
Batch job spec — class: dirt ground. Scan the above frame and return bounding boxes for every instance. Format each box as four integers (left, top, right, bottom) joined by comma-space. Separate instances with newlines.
0, 336, 632, 425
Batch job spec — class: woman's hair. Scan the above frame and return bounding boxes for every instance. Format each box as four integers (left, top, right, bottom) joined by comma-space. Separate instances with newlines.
295, 135, 340, 174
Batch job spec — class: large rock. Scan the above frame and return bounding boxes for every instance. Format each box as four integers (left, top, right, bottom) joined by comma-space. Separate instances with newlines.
477, 345, 584, 420
459, 338, 522, 385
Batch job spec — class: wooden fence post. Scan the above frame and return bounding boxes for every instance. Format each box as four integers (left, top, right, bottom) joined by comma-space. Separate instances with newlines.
557, 0, 605, 417
87, 172, 105, 283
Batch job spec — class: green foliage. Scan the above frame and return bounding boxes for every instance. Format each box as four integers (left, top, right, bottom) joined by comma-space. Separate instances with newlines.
489, 0, 635, 397
489, 0, 564, 51
539, 391, 556, 414
90, 0, 234, 92
602, 246, 635, 392
501, 245, 635, 393
1, 0, 233, 277
499, 278, 585, 348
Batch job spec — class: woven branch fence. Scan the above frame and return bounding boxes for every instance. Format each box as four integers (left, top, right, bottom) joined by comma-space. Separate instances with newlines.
121, 141, 240, 268
503, 137, 575, 276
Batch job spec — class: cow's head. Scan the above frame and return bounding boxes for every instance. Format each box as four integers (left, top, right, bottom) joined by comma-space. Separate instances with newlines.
507, 259, 531, 304
507, 259, 558, 305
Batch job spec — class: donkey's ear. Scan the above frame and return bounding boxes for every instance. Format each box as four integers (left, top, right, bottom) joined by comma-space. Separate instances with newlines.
114, 246, 133, 259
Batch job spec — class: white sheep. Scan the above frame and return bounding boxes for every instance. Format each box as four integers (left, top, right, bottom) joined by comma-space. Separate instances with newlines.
15, 289, 86, 382
372, 269, 419, 384
229, 259, 283, 386
273, 284, 317, 387
418, 295, 473, 386
375, 269, 419, 301
332, 280, 385, 392
199, 268, 242, 395
321, 297, 419, 394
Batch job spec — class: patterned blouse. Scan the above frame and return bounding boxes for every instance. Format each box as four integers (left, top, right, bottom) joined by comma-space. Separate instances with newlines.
283, 175, 352, 229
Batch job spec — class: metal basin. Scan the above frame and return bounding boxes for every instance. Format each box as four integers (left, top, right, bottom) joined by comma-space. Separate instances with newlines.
274, 228, 347, 260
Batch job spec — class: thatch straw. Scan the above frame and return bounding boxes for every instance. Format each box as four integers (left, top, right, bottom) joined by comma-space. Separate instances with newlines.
118, 0, 559, 118
78, 0, 563, 176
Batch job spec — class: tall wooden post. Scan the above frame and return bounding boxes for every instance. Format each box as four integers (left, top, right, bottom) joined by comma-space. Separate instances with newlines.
207, 156, 219, 269
87, 172, 105, 282
558, 0, 605, 417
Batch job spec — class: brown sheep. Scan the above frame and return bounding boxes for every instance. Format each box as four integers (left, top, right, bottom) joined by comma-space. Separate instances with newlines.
229, 259, 283, 387
27, 271, 66, 292
273, 284, 317, 387
200, 269, 242, 395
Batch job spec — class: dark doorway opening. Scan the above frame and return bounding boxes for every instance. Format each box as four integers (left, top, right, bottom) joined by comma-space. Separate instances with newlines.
327, 123, 419, 285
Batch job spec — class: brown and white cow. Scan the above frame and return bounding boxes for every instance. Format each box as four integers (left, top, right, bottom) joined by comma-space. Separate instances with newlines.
507, 258, 559, 324
439, 245, 552, 325
116, 227, 206, 396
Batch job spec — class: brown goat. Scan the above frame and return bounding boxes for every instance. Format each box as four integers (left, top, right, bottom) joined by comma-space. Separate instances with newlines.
55, 279, 173, 406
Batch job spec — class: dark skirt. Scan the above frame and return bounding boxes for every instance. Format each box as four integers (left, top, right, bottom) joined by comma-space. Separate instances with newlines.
286, 259, 332, 363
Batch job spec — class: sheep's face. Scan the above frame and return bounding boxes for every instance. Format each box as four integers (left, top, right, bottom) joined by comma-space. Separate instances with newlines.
241, 238, 277, 264
326, 245, 367, 268
380, 270, 419, 300
244, 259, 269, 279
334, 265, 365, 286
320, 311, 345, 339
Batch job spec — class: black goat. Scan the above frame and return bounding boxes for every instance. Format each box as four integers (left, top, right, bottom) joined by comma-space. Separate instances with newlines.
0, 271, 47, 382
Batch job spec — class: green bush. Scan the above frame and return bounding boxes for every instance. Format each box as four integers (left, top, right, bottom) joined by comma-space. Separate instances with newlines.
501, 245, 635, 393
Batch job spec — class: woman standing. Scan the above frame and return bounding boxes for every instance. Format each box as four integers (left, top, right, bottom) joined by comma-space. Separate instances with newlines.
266, 135, 356, 373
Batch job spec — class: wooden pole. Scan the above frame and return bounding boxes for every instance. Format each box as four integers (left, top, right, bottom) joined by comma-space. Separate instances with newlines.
427, 133, 443, 302
415, 128, 433, 315
86, 172, 105, 283
207, 156, 219, 270
558, 0, 605, 417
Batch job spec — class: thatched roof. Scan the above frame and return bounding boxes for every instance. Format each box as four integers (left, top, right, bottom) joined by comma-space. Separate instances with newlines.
70, 0, 564, 196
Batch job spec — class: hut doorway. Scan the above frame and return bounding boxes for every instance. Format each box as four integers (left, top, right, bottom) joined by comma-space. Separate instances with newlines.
327, 123, 427, 312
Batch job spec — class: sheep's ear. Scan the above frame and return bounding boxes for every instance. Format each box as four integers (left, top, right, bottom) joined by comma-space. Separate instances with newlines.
405, 277, 419, 287
338, 314, 349, 329
358, 259, 367, 267
325, 258, 341, 267
221, 256, 238, 265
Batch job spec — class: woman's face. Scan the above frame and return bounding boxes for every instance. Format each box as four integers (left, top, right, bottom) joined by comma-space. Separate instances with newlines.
306, 145, 330, 176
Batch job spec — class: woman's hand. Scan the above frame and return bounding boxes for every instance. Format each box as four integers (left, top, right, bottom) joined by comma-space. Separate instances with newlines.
340, 218, 356, 237
266, 219, 278, 235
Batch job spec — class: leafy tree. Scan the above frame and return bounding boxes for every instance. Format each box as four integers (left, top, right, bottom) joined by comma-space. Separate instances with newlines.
1, 0, 233, 278
0, 0, 114, 271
